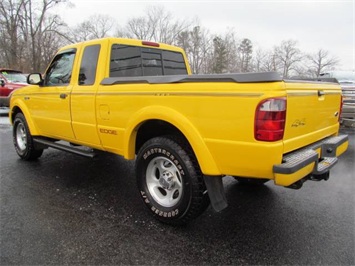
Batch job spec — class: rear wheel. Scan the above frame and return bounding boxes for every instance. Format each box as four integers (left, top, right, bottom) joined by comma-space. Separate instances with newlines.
13, 113, 43, 160
136, 136, 209, 225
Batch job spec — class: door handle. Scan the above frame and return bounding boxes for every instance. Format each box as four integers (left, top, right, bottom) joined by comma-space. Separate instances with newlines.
60, 93, 68, 99
318, 90, 325, 97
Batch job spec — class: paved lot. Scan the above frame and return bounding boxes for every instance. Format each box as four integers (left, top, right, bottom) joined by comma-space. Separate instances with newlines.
0, 108, 10, 124
0, 115, 354, 265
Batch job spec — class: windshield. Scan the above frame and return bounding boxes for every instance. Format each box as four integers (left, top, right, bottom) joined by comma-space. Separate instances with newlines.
1, 71, 27, 83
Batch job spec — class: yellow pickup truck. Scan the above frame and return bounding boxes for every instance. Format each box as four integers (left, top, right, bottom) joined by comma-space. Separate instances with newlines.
10, 38, 348, 225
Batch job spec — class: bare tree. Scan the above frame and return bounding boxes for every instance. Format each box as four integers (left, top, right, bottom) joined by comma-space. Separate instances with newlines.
90, 14, 115, 39
177, 30, 191, 53
274, 39, 303, 78
223, 29, 239, 73
39, 15, 68, 67
113, 25, 126, 38
254, 48, 267, 72
67, 14, 116, 43
0, 0, 69, 72
253, 48, 279, 72
126, 16, 153, 40
0, 0, 26, 70
189, 26, 205, 74
177, 25, 212, 74
22, 1, 68, 71
210, 36, 228, 73
125, 6, 190, 45
238, 38, 253, 72
306, 49, 339, 77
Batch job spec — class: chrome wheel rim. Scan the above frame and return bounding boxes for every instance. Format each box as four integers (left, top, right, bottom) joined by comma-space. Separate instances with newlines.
16, 123, 27, 151
146, 156, 183, 207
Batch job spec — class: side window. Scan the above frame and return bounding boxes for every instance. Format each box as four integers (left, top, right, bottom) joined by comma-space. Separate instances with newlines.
110, 45, 142, 77
44, 50, 76, 86
162, 51, 188, 75
79, 45, 100, 85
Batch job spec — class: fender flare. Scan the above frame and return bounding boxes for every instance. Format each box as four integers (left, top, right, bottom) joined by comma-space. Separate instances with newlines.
10, 100, 40, 136
123, 105, 221, 175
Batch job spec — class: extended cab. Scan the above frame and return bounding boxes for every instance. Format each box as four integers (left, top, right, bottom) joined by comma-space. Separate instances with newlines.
10, 38, 349, 225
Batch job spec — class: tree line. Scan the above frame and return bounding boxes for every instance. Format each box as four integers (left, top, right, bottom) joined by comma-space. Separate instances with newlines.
0, 0, 339, 78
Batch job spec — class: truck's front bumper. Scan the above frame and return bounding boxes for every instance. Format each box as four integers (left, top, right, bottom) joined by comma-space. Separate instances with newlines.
273, 134, 348, 187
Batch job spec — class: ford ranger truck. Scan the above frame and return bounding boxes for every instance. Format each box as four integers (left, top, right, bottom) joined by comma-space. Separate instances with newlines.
9, 38, 349, 225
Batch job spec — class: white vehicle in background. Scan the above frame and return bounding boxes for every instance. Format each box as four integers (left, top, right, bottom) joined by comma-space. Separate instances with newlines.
320, 71, 355, 128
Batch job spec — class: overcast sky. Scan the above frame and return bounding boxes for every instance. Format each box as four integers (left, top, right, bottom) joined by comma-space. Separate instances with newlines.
57, 0, 354, 71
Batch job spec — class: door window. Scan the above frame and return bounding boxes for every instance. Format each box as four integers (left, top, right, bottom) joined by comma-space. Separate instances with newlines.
44, 50, 76, 86
79, 45, 100, 85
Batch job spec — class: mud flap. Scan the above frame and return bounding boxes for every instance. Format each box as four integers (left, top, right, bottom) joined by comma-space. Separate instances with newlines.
203, 175, 228, 212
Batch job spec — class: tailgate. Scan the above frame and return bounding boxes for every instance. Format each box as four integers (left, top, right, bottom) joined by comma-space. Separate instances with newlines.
283, 81, 342, 153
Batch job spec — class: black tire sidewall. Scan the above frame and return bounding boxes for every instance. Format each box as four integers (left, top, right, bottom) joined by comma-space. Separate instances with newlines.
13, 113, 41, 160
136, 137, 194, 222
13, 114, 28, 157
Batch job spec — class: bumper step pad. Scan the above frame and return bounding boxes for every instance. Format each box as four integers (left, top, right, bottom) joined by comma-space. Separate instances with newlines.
274, 135, 348, 175
313, 157, 338, 175
273, 149, 318, 174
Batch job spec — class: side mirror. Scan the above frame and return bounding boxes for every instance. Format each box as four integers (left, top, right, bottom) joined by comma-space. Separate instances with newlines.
27, 73, 43, 85
0, 79, 5, 87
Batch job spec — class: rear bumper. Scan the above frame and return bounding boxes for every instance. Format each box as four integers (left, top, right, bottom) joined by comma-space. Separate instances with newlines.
273, 134, 348, 186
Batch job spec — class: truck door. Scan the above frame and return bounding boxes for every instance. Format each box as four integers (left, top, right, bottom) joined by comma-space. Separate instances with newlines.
29, 49, 76, 140
70, 44, 101, 147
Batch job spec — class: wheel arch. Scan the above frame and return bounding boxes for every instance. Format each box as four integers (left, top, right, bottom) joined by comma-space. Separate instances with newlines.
124, 106, 221, 175
10, 102, 39, 136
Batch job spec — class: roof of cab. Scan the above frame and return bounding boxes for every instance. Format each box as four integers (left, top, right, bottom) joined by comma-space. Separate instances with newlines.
57, 37, 184, 54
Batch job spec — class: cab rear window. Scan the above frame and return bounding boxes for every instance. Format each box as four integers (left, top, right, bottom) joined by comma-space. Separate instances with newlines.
110, 44, 187, 77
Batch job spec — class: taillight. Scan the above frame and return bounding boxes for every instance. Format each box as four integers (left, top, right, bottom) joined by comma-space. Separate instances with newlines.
255, 98, 286, 141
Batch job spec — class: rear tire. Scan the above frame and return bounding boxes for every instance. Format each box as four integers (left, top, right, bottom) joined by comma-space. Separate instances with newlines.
136, 136, 209, 225
13, 113, 43, 160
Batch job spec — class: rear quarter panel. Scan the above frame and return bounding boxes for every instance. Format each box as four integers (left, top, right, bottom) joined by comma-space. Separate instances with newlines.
96, 81, 287, 177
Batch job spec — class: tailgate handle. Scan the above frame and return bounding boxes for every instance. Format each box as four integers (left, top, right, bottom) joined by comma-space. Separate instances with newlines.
318, 90, 325, 97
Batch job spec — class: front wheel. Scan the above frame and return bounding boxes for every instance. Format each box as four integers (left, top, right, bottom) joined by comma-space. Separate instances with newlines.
136, 136, 209, 225
13, 113, 43, 160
